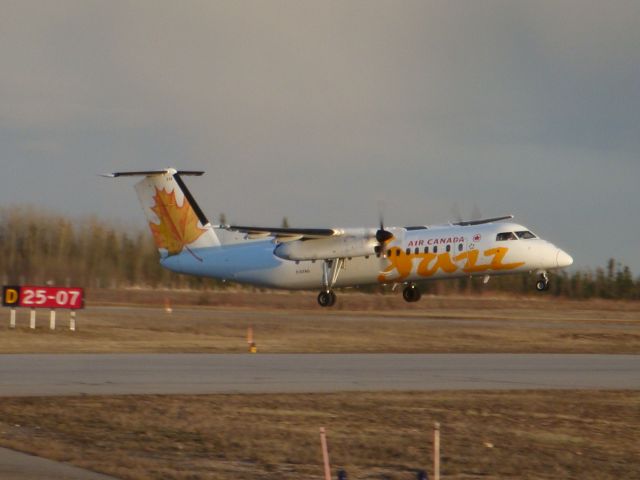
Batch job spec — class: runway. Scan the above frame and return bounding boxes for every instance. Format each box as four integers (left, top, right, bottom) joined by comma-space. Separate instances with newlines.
1, 354, 638, 396
0, 447, 118, 480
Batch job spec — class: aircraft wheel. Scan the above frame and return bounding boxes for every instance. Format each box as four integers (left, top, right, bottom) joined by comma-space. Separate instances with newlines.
318, 290, 335, 307
402, 284, 421, 302
535, 280, 549, 292
328, 290, 337, 306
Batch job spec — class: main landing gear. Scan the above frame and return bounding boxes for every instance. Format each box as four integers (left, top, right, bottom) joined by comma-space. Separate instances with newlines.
535, 271, 550, 292
402, 283, 421, 303
317, 258, 345, 307
317, 290, 336, 307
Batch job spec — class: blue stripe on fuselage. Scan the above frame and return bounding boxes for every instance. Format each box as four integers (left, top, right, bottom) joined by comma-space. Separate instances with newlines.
160, 241, 287, 287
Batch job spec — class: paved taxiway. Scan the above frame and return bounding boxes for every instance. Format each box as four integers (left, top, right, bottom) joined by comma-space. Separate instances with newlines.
1, 354, 638, 396
0, 447, 118, 480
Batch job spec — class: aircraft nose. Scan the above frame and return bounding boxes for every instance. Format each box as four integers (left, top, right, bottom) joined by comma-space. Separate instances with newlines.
556, 249, 573, 268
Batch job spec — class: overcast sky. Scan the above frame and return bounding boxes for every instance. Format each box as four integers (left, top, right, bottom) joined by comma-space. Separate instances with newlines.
1, 1, 639, 272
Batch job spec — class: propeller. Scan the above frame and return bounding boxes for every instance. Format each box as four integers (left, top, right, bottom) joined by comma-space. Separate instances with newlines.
451, 202, 483, 223
451, 201, 463, 223
375, 211, 393, 255
470, 203, 482, 221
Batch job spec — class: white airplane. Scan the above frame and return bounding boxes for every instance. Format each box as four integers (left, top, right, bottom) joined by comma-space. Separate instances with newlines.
107, 168, 573, 306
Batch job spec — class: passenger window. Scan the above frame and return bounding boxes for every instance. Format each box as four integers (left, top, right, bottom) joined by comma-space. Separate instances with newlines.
516, 230, 536, 239
433, 246, 438, 253
406, 248, 411, 255
458, 243, 463, 252
414, 247, 419, 255
396, 249, 401, 256
496, 232, 517, 241
424, 246, 429, 254
446, 245, 451, 253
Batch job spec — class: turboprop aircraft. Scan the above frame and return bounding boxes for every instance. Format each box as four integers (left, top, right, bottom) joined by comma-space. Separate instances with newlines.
107, 168, 573, 307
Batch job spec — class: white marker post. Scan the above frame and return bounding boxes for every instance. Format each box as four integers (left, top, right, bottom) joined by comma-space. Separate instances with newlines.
434, 422, 441, 480
69, 310, 76, 331
49, 309, 56, 330
320, 427, 331, 480
10, 308, 16, 328
30, 308, 36, 329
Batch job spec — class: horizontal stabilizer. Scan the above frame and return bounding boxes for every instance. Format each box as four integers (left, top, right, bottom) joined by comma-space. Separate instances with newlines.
102, 170, 204, 178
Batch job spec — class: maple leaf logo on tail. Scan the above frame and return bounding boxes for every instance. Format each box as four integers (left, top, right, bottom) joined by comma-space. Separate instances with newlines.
149, 187, 207, 260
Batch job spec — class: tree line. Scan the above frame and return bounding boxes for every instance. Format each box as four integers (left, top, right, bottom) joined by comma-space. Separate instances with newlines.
0, 206, 638, 300
0, 206, 206, 289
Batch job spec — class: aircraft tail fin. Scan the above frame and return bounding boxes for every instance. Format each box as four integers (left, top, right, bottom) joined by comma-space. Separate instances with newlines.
107, 168, 220, 256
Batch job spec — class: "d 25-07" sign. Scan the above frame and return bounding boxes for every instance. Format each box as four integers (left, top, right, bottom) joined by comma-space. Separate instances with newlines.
3, 286, 84, 309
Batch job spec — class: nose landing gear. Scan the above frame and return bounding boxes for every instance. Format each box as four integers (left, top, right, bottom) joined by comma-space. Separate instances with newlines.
402, 283, 422, 302
535, 272, 550, 292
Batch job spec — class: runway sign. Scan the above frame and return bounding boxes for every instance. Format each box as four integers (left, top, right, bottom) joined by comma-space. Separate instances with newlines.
3, 286, 84, 309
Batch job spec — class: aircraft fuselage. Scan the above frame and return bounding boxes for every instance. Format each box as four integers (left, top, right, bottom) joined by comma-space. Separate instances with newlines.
110, 168, 572, 306
161, 221, 571, 290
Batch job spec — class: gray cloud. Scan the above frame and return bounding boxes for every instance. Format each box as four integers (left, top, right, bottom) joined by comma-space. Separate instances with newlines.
1, 1, 639, 271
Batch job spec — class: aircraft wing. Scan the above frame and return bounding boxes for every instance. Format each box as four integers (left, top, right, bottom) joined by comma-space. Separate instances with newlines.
226, 225, 338, 241
451, 215, 514, 226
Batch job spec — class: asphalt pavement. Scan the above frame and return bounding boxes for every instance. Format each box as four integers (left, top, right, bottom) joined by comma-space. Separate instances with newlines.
1, 353, 638, 396
0, 447, 118, 480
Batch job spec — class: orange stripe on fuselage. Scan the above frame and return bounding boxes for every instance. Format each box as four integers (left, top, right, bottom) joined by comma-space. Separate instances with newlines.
377, 246, 524, 283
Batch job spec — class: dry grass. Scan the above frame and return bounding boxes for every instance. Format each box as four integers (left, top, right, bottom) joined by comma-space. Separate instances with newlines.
0, 290, 639, 353
1, 291, 638, 478
0, 391, 638, 479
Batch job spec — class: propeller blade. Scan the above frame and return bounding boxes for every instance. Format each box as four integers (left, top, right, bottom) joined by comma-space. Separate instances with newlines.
374, 203, 393, 256
451, 201, 463, 223
471, 203, 482, 221
376, 229, 394, 243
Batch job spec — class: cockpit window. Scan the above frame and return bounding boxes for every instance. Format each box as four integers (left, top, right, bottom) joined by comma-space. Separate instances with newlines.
496, 232, 518, 241
516, 230, 537, 239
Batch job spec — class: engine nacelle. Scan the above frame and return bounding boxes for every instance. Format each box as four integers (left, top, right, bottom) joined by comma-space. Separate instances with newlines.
274, 237, 377, 261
